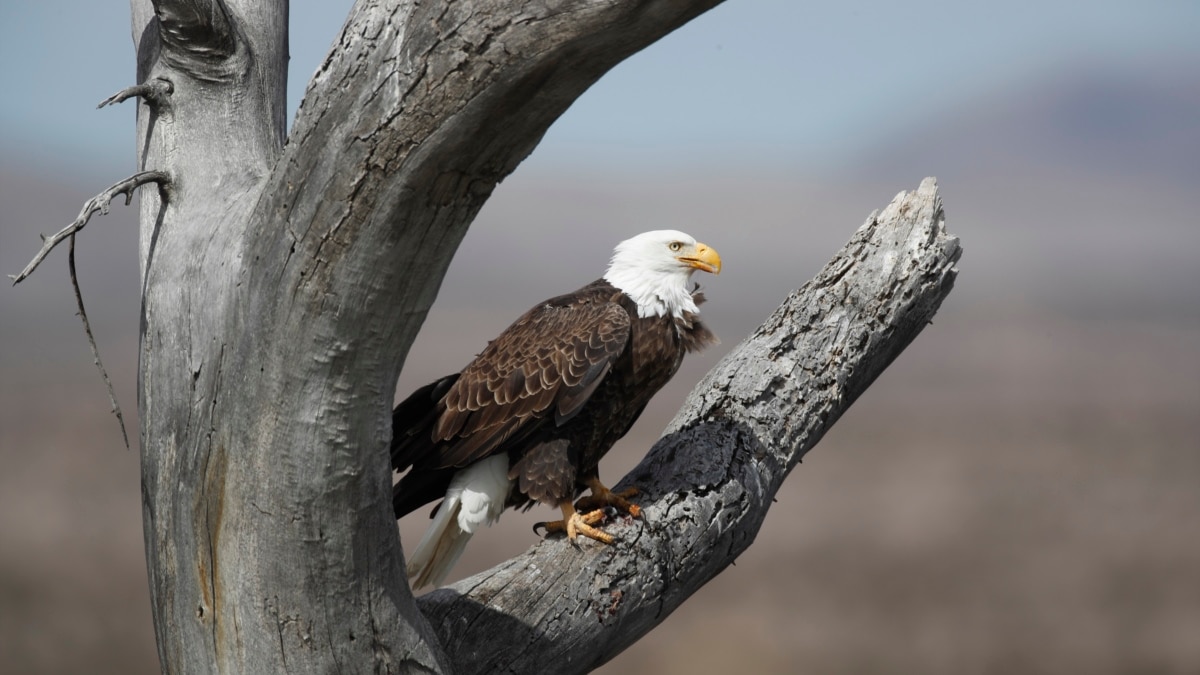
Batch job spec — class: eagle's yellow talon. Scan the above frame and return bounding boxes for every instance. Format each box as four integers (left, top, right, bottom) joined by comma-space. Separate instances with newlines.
538, 504, 615, 544
567, 509, 614, 544
574, 479, 642, 518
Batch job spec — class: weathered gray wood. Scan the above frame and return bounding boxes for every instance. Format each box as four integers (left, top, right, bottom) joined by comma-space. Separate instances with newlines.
418, 178, 961, 674
128, 0, 737, 673
115, 0, 961, 671
131, 1, 291, 672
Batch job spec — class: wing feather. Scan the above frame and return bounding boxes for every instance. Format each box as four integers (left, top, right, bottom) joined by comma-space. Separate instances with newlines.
429, 293, 630, 469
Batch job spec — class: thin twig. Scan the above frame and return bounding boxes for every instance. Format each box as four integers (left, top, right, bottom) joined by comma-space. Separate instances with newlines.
10, 170, 170, 285
69, 233, 130, 449
97, 78, 174, 109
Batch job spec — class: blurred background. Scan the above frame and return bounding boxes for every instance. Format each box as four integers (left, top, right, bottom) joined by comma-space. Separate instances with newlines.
2, 1, 1198, 673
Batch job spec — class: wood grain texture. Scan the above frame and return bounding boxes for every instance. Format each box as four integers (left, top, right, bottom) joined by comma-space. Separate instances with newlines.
131, 1, 291, 672
418, 178, 961, 675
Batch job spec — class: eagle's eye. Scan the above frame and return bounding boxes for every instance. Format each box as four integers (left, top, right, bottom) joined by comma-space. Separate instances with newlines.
668, 241, 683, 252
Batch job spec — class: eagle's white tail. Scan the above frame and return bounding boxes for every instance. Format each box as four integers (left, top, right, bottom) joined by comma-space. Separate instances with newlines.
406, 454, 509, 589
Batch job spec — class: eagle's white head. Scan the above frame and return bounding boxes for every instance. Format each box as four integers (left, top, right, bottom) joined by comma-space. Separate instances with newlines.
602, 230, 721, 319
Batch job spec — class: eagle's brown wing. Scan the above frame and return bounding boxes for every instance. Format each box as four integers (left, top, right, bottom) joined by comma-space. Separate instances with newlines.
426, 296, 631, 470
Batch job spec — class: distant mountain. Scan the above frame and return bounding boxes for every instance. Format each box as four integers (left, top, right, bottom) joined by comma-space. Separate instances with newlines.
858, 61, 1200, 188
840, 60, 1200, 324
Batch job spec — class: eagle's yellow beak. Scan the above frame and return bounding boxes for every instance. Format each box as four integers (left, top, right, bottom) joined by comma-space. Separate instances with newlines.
679, 242, 721, 275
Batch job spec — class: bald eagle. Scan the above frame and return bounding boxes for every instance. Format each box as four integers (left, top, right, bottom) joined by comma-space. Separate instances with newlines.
392, 230, 721, 588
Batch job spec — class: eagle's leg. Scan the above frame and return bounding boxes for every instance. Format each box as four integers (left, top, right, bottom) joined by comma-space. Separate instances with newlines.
535, 502, 614, 544
574, 477, 642, 518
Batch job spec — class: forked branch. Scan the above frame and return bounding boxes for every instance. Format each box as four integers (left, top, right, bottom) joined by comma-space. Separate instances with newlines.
10, 170, 170, 448
10, 171, 170, 285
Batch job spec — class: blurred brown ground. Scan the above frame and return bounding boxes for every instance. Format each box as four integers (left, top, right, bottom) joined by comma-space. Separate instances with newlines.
2, 66, 1198, 674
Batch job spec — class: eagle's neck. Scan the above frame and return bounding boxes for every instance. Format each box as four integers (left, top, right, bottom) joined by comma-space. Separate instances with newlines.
602, 266, 699, 319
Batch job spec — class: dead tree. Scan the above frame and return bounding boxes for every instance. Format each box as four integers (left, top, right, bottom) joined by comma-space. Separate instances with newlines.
14, 1, 959, 673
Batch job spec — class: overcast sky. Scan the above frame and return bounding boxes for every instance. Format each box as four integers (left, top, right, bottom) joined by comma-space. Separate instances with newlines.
2, 1, 1198, 176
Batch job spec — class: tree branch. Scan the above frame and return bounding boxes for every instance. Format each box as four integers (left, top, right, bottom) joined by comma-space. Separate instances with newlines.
418, 178, 961, 674
7, 169, 170, 452
68, 234, 131, 449
10, 171, 171, 285
97, 77, 174, 109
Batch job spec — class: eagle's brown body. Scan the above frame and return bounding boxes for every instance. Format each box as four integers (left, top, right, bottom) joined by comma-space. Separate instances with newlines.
391, 279, 716, 519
